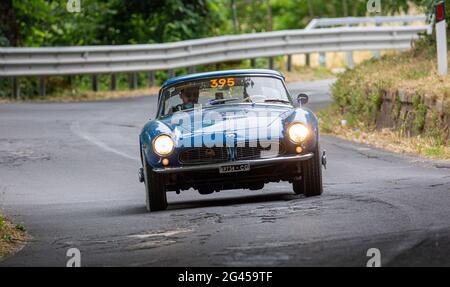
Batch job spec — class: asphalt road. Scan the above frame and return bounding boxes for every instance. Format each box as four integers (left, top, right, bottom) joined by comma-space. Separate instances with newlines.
1, 79, 449, 267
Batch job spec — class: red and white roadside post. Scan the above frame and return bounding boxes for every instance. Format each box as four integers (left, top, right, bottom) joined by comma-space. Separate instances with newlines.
435, 1, 448, 76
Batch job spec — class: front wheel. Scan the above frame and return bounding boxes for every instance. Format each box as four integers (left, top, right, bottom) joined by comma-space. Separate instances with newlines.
142, 150, 167, 212
292, 145, 323, 197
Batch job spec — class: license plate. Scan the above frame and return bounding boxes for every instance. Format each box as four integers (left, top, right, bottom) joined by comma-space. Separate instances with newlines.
219, 163, 250, 174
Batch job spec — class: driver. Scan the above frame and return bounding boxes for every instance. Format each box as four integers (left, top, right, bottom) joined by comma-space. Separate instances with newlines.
171, 86, 199, 112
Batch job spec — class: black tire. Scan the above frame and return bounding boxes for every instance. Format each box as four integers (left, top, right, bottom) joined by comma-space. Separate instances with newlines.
292, 145, 323, 197
292, 180, 304, 195
142, 150, 168, 212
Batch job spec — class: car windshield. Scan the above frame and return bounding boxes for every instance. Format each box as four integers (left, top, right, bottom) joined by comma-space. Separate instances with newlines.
159, 76, 291, 116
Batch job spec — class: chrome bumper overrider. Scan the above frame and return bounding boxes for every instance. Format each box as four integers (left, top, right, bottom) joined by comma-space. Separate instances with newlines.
153, 153, 314, 174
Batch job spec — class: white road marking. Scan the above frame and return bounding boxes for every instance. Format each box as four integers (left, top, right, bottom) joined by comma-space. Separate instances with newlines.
70, 121, 139, 162
127, 228, 192, 239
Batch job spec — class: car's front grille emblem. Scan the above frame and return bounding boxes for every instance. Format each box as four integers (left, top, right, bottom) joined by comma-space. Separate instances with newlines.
204, 148, 216, 158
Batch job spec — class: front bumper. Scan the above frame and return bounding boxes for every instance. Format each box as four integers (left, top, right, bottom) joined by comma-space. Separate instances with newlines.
153, 153, 314, 174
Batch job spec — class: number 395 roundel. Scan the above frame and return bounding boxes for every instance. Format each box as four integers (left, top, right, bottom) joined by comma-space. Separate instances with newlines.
139, 69, 326, 212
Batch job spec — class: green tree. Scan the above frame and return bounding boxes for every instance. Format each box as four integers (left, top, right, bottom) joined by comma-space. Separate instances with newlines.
11, 0, 111, 47
0, 0, 20, 46
97, 0, 227, 44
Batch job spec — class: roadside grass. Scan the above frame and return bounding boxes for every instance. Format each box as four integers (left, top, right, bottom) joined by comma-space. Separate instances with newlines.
318, 105, 450, 160
0, 214, 29, 259
334, 41, 450, 100
283, 66, 335, 83
320, 38, 450, 161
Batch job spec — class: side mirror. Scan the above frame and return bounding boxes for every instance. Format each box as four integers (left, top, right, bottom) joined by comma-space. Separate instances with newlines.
297, 93, 309, 105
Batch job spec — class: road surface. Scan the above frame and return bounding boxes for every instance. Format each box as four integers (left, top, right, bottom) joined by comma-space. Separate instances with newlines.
1, 79, 449, 266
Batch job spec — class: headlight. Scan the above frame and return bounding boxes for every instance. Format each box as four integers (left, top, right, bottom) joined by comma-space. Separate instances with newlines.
288, 123, 309, 143
153, 134, 174, 156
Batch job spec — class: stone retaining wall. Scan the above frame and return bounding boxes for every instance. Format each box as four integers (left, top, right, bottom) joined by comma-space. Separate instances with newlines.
377, 89, 449, 141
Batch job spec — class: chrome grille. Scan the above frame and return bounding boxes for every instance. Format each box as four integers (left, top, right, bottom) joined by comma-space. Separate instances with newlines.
179, 141, 284, 165
235, 141, 282, 160
235, 146, 265, 160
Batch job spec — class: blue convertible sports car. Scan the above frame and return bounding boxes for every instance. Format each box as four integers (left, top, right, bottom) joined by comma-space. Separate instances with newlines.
139, 69, 326, 211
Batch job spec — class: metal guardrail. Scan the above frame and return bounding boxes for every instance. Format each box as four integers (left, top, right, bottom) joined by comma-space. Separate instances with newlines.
0, 26, 430, 77
304, 15, 431, 68
0, 15, 431, 97
305, 15, 429, 29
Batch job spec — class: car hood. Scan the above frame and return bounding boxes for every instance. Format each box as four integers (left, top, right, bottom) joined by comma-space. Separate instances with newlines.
159, 104, 294, 136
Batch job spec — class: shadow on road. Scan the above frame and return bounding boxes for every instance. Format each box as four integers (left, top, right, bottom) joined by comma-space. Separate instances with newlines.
103, 192, 304, 217
167, 192, 302, 212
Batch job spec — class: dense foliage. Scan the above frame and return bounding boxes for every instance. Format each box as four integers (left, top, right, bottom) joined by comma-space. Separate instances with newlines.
1, 0, 441, 47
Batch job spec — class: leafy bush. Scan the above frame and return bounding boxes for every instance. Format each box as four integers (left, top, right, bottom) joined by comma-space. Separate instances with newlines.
15, 224, 26, 232
412, 94, 427, 134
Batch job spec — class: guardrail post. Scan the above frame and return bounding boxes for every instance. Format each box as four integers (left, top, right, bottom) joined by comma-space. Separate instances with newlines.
346, 51, 354, 69
435, 1, 448, 76
148, 71, 155, 87
319, 53, 326, 68
129, 73, 138, 90
372, 23, 381, 59
250, 59, 256, 68
39, 76, 46, 97
372, 50, 381, 60
12, 77, 20, 99
188, 66, 196, 74
286, 55, 292, 72
110, 74, 117, 91
305, 54, 310, 67
92, 75, 98, 92
168, 69, 176, 78
67, 76, 73, 88
268, 57, 274, 69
